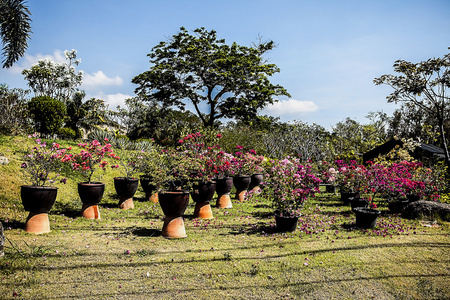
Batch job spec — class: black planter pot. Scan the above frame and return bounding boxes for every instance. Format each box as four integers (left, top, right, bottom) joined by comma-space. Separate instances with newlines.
407, 194, 421, 202
78, 182, 105, 205
215, 177, 234, 208
114, 177, 139, 199
140, 176, 157, 193
322, 184, 336, 193
233, 175, 251, 201
233, 175, 251, 190
216, 177, 233, 195
158, 190, 190, 218
275, 215, 299, 232
353, 207, 381, 228
114, 177, 139, 209
158, 190, 190, 238
249, 174, 264, 192
140, 176, 158, 202
388, 199, 409, 214
340, 191, 358, 205
192, 181, 217, 203
21, 185, 58, 234
78, 182, 104, 219
21, 185, 58, 213
350, 198, 369, 212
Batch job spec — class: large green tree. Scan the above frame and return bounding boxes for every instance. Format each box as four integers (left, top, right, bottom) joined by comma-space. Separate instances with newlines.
132, 27, 290, 127
374, 49, 450, 167
0, 0, 32, 68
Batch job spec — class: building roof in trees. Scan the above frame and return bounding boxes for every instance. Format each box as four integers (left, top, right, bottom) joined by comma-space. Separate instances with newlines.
363, 139, 445, 164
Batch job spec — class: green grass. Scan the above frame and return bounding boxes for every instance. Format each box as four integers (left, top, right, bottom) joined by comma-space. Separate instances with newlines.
0, 135, 449, 299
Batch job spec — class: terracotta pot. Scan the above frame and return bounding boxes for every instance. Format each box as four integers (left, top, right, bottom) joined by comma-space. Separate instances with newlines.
21, 186, 57, 234
249, 174, 264, 194
215, 177, 233, 208
140, 176, 158, 202
275, 215, 299, 232
78, 182, 104, 219
114, 177, 139, 210
158, 190, 190, 238
192, 181, 216, 219
233, 175, 251, 201
353, 207, 381, 228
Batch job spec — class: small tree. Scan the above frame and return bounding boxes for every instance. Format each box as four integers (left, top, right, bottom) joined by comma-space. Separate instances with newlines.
132, 27, 290, 127
28, 96, 66, 135
22, 50, 82, 103
374, 49, 450, 167
0, 84, 30, 134
65, 91, 111, 139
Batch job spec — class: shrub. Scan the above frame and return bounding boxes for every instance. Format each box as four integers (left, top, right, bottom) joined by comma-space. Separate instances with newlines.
58, 127, 77, 140
28, 96, 66, 135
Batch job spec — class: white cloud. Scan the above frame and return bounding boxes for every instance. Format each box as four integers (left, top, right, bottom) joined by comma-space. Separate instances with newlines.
264, 98, 319, 116
87, 92, 132, 109
82, 71, 123, 88
7, 49, 68, 74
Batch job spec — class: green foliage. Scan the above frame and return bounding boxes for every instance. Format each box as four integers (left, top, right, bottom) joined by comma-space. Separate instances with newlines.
331, 117, 387, 163
374, 48, 450, 167
28, 96, 66, 135
22, 50, 82, 102
0, 84, 30, 134
87, 129, 115, 143
65, 92, 113, 140
114, 97, 203, 146
0, 0, 32, 68
58, 127, 76, 140
132, 27, 290, 127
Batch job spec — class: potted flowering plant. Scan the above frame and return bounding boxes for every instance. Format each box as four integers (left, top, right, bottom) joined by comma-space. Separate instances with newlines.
69, 139, 118, 219
213, 149, 234, 208
176, 132, 219, 219
266, 157, 321, 232
334, 160, 366, 204
230, 146, 265, 201
319, 161, 338, 193
156, 148, 194, 238
246, 149, 265, 194
112, 150, 145, 210
139, 145, 166, 202
20, 135, 69, 234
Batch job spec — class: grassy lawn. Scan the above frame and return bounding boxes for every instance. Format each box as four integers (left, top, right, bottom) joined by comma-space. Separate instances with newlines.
0, 136, 449, 299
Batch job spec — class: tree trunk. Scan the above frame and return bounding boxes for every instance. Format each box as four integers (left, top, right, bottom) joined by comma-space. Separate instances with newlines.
438, 121, 450, 168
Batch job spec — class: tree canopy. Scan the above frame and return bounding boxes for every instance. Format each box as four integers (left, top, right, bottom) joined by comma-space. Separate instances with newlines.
22, 50, 82, 103
374, 48, 450, 167
132, 27, 290, 127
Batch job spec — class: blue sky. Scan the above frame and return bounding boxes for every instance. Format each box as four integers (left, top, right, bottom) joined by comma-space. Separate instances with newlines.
1, 0, 449, 129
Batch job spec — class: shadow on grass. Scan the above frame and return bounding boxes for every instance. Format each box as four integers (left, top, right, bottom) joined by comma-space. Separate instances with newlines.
0, 218, 23, 230
41, 272, 450, 299
317, 209, 353, 217
131, 227, 161, 237
250, 210, 273, 219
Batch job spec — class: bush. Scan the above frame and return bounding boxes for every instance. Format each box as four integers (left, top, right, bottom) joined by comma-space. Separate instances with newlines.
28, 96, 66, 135
0, 85, 31, 134
58, 127, 77, 140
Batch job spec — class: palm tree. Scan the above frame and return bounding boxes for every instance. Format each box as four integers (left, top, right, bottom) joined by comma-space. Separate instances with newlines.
0, 0, 32, 68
